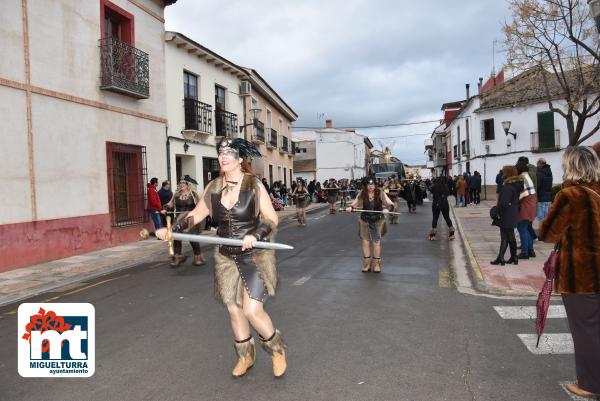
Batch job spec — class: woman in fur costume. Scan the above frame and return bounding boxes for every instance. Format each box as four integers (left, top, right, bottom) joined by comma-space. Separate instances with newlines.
385, 178, 402, 224
156, 138, 287, 378
539, 146, 600, 398
162, 175, 205, 268
291, 179, 309, 226
346, 177, 394, 273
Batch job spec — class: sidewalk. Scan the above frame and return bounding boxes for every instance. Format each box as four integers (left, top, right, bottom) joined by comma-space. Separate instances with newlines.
0, 203, 329, 308
451, 200, 550, 296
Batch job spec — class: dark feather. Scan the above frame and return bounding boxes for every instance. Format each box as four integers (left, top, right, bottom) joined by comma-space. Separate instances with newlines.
216, 137, 262, 159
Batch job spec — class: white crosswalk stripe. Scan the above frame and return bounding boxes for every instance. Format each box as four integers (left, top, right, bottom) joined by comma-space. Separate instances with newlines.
493, 305, 573, 355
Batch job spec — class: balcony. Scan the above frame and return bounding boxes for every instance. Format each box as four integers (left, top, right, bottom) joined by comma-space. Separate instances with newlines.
281, 136, 290, 154
252, 120, 265, 143
99, 37, 149, 99
268, 128, 278, 148
215, 108, 238, 137
183, 98, 212, 135
531, 130, 560, 152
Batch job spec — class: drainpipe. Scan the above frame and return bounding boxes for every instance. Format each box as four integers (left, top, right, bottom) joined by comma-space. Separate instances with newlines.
165, 125, 171, 182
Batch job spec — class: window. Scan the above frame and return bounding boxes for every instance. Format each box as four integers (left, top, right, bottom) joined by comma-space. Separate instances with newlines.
453, 145, 458, 159
283, 167, 287, 186
106, 142, 147, 227
215, 85, 226, 109
183, 72, 197, 99
481, 119, 495, 141
101, 0, 134, 45
537, 111, 555, 150
461, 140, 466, 155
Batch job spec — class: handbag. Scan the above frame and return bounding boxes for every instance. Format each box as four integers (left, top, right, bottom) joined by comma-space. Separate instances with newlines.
489, 205, 500, 226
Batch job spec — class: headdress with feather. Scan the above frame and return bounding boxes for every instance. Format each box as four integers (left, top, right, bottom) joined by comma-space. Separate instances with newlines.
216, 137, 262, 159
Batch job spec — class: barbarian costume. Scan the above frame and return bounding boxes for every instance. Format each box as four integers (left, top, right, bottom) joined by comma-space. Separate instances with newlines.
350, 177, 395, 272
173, 137, 286, 377
386, 180, 401, 224
170, 175, 204, 267
325, 179, 340, 213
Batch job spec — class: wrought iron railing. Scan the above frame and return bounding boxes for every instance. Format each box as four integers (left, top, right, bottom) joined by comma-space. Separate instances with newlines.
183, 98, 212, 133
269, 128, 278, 148
253, 120, 265, 142
215, 109, 238, 137
531, 130, 560, 152
99, 37, 149, 99
281, 136, 289, 153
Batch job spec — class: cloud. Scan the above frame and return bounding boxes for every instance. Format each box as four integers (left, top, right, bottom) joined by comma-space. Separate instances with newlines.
165, 0, 511, 163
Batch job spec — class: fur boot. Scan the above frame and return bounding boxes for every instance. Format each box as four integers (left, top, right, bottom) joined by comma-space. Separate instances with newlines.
232, 337, 255, 377
371, 257, 382, 273
260, 330, 287, 377
170, 254, 187, 268
362, 257, 372, 272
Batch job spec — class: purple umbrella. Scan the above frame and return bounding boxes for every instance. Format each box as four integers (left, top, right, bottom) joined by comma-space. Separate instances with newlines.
535, 247, 560, 348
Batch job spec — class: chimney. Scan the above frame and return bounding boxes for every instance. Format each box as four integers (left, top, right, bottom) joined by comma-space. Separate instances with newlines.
325, 119, 333, 128
478, 77, 483, 94
465, 83, 470, 100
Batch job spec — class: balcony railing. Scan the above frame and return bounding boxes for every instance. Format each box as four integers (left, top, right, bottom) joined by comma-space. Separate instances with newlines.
281, 136, 289, 153
253, 120, 265, 143
183, 98, 212, 134
99, 37, 149, 99
215, 109, 238, 137
268, 128, 278, 148
531, 130, 560, 152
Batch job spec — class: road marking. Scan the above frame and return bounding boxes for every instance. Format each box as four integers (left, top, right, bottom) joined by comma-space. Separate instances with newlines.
494, 305, 566, 319
517, 333, 573, 355
292, 276, 311, 286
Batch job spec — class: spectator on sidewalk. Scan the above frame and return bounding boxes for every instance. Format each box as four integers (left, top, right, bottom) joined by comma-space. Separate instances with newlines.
146, 177, 162, 231
464, 173, 472, 205
261, 177, 270, 194
536, 158, 553, 221
456, 175, 467, 207
308, 179, 315, 202
539, 146, 600, 399
496, 170, 504, 194
158, 180, 172, 226
490, 166, 523, 265
471, 171, 482, 204
515, 159, 537, 259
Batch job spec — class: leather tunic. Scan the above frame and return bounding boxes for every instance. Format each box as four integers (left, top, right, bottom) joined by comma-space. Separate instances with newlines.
211, 190, 259, 255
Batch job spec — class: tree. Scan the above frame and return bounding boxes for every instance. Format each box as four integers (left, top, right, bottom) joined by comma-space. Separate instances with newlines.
504, 0, 600, 145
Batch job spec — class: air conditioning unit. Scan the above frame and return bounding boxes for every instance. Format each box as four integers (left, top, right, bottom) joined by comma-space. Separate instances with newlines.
240, 81, 251, 96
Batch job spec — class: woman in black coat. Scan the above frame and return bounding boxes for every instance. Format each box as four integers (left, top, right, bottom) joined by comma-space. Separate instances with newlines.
491, 166, 524, 265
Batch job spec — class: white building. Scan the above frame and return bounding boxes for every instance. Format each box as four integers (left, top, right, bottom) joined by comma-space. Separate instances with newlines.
292, 120, 369, 182
165, 31, 247, 188
0, 0, 176, 271
446, 69, 600, 196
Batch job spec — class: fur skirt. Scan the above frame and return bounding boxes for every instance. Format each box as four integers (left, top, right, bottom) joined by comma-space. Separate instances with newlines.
213, 247, 278, 306
358, 218, 387, 241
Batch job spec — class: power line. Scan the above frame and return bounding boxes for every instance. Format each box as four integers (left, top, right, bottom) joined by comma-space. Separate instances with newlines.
293, 118, 442, 129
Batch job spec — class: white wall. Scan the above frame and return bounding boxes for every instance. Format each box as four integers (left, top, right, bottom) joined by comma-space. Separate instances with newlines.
315, 130, 366, 181
0, 0, 168, 224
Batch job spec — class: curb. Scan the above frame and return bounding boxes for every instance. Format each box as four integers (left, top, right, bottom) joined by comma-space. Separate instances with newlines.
0, 246, 166, 308
449, 204, 538, 297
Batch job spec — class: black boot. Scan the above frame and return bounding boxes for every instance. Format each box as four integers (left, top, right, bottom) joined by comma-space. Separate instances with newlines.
506, 240, 518, 265
490, 239, 508, 266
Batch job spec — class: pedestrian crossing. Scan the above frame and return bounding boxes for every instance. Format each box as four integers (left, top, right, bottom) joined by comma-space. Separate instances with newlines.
493, 305, 595, 400
493, 305, 573, 355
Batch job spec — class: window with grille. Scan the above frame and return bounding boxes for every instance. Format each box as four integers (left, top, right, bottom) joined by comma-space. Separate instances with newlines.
106, 142, 147, 227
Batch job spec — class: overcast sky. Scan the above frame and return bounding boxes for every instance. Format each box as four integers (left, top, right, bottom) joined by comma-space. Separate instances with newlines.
165, 0, 512, 165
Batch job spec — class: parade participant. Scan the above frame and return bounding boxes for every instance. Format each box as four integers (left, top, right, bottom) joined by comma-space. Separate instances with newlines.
325, 178, 340, 213
385, 178, 402, 224
428, 177, 455, 240
291, 179, 309, 226
156, 137, 287, 378
346, 176, 394, 273
402, 179, 418, 213
162, 175, 205, 268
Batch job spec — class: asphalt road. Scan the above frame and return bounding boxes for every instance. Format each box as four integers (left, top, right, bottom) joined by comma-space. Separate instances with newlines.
0, 204, 575, 401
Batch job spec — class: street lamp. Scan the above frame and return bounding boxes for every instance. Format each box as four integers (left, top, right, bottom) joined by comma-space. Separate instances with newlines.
239, 107, 262, 133
589, 0, 600, 34
501, 120, 517, 139
183, 141, 190, 153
